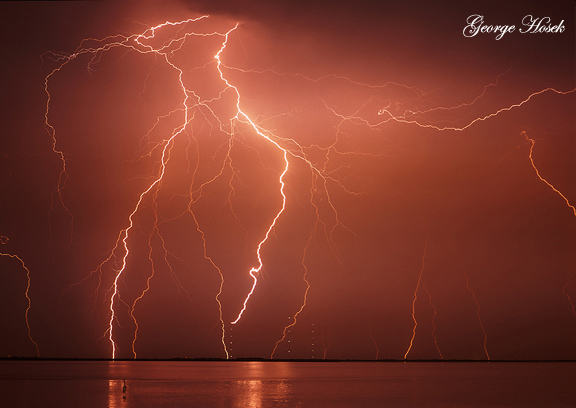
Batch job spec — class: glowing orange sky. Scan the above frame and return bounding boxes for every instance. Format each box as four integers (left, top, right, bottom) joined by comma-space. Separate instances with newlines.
0, 0, 574, 360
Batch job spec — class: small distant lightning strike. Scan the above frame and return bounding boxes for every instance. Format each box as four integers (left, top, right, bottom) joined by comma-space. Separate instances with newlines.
369, 313, 380, 360
38, 12, 574, 359
269, 229, 313, 359
0, 236, 40, 357
320, 327, 331, 360
422, 283, 443, 360
562, 271, 576, 320
404, 235, 428, 360
465, 274, 490, 360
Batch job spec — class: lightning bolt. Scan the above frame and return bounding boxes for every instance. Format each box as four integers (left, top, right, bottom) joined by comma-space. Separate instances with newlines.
213, 27, 291, 326
369, 316, 380, 360
401, 232, 443, 360
44, 16, 235, 359
108, 133, 179, 359
324, 86, 576, 134
522, 131, 576, 217
320, 326, 331, 360
1, 236, 39, 357
404, 234, 427, 360
44, 68, 74, 241
464, 273, 490, 360
422, 283, 443, 360
523, 129, 576, 324
216, 26, 353, 327
45, 16, 341, 358
39, 12, 574, 360
269, 229, 313, 359
107, 18, 234, 359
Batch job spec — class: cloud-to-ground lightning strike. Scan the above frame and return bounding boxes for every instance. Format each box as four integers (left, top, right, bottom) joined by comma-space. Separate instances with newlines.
465, 274, 490, 360
269, 229, 313, 359
34, 10, 575, 360
43, 16, 233, 359
105, 18, 221, 359
404, 236, 428, 360
422, 283, 443, 360
0, 237, 39, 357
521, 130, 576, 328
222, 58, 291, 326
522, 131, 576, 218
43, 17, 325, 359
107, 136, 178, 359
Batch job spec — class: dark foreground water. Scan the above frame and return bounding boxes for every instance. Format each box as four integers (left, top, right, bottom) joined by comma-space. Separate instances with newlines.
0, 360, 574, 407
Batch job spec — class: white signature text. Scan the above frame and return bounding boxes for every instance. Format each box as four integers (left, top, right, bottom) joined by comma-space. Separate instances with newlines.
463, 15, 565, 40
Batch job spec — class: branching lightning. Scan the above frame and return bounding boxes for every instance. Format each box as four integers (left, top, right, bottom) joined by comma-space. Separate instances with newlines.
32, 11, 575, 360
43, 16, 235, 358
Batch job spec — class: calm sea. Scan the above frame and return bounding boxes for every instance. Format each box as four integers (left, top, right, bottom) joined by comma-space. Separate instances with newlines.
0, 360, 574, 407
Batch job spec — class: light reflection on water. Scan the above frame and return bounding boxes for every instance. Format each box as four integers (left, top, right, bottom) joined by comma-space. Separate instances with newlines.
235, 379, 291, 408
237, 380, 264, 408
1, 361, 575, 408
236, 361, 291, 408
234, 361, 292, 408
104, 361, 295, 408
107, 361, 130, 408
107, 379, 126, 408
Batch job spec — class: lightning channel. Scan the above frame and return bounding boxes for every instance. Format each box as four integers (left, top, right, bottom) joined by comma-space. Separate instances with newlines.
211, 25, 292, 325
38, 13, 575, 361
464, 273, 490, 360
1, 237, 40, 357
404, 234, 427, 360
522, 131, 576, 217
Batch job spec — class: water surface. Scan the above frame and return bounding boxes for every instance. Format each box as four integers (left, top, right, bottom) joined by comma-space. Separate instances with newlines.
1, 360, 574, 407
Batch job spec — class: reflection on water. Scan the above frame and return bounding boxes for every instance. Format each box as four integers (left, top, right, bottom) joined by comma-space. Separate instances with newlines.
108, 379, 127, 408
1, 360, 574, 408
235, 379, 290, 408
108, 361, 131, 408
236, 380, 264, 408
105, 361, 294, 408
234, 361, 291, 408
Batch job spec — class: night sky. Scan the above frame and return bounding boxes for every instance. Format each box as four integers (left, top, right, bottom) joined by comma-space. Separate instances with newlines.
1, 0, 574, 360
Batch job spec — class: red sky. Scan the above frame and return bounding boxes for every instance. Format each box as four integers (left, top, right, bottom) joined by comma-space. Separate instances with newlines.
0, 0, 575, 360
